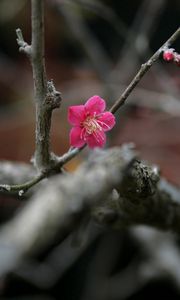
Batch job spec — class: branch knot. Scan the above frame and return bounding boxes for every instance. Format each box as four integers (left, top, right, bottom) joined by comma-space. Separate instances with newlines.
45, 80, 62, 110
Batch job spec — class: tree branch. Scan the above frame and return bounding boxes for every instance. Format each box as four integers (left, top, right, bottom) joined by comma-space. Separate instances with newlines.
92, 160, 180, 232
109, 26, 180, 114
0, 146, 180, 275
31, 0, 51, 170
16, 1, 61, 171
8, 26, 178, 194
0, 146, 83, 195
0, 145, 135, 275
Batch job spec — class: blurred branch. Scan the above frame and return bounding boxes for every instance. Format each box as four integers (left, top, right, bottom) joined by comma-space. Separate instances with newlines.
93, 161, 180, 233
111, 0, 166, 81
15, 224, 101, 288
111, 0, 179, 99
0, 145, 180, 276
0, 145, 135, 275
0, 161, 35, 185
75, 0, 127, 38
131, 227, 180, 289
50, 0, 113, 98
81, 232, 124, 300
0, 146, 83, 195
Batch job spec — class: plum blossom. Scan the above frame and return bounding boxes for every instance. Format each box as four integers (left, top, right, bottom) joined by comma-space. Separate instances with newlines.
163, 48, 175, 61
68, 95, 115, 149
162, 48, 180, 67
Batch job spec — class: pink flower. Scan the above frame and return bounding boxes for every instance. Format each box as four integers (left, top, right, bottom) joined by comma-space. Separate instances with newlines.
68, 95, 115, 149
163, 49, 175, 61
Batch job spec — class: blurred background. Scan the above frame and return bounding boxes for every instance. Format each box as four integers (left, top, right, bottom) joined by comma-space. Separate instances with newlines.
0, 0, 179, 299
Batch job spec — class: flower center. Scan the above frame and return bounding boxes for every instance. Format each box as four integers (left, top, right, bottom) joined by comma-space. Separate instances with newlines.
83, 116, 101, 134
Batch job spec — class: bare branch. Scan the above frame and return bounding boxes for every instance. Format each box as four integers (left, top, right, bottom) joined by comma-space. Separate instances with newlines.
0, 173, 44, 196
16, 1, 61, 173
0, 147, 83, 195
109, 26, 180, 114
31, 0, 50, 170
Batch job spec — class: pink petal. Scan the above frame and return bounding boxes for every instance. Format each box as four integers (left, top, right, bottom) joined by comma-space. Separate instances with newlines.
97, 112, 116, 132
86, 130, 106, 148
69, 127, 86, 148
68, 105, 85, 126
85, 95, 106, 115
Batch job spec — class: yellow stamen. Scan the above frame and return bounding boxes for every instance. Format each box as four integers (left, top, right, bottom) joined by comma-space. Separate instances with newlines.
83, 116, 101, 134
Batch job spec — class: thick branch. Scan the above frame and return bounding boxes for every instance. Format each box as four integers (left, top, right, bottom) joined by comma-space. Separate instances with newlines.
31, 0, 50, 170
93, 161, 180, 233
0, 145, 135, 275
0, 146, 180, 275
16, 1, 61, 171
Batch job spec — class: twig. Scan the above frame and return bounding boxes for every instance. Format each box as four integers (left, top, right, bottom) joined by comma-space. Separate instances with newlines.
109, 26, 180, 114
0, 147, 83, 195
0, 173, 44, 196
16, 28, 31, 55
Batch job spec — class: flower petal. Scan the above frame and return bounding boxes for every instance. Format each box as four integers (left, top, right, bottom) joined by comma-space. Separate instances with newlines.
86, 130, 106, 148
97, 112, 116, 132
85, 95, 106, 115
68, 105, 85, 126
69, 127, 86, 148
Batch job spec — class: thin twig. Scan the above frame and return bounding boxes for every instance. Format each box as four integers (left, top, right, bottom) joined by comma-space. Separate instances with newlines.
109, 26, 180, 114
0, 147, 84, 195
0, 173, 44, 195
16, 28, 31, 55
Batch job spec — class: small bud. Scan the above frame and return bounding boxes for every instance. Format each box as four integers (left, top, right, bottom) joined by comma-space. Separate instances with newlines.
163, 49, 175, 61
174, 53, 180, 67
